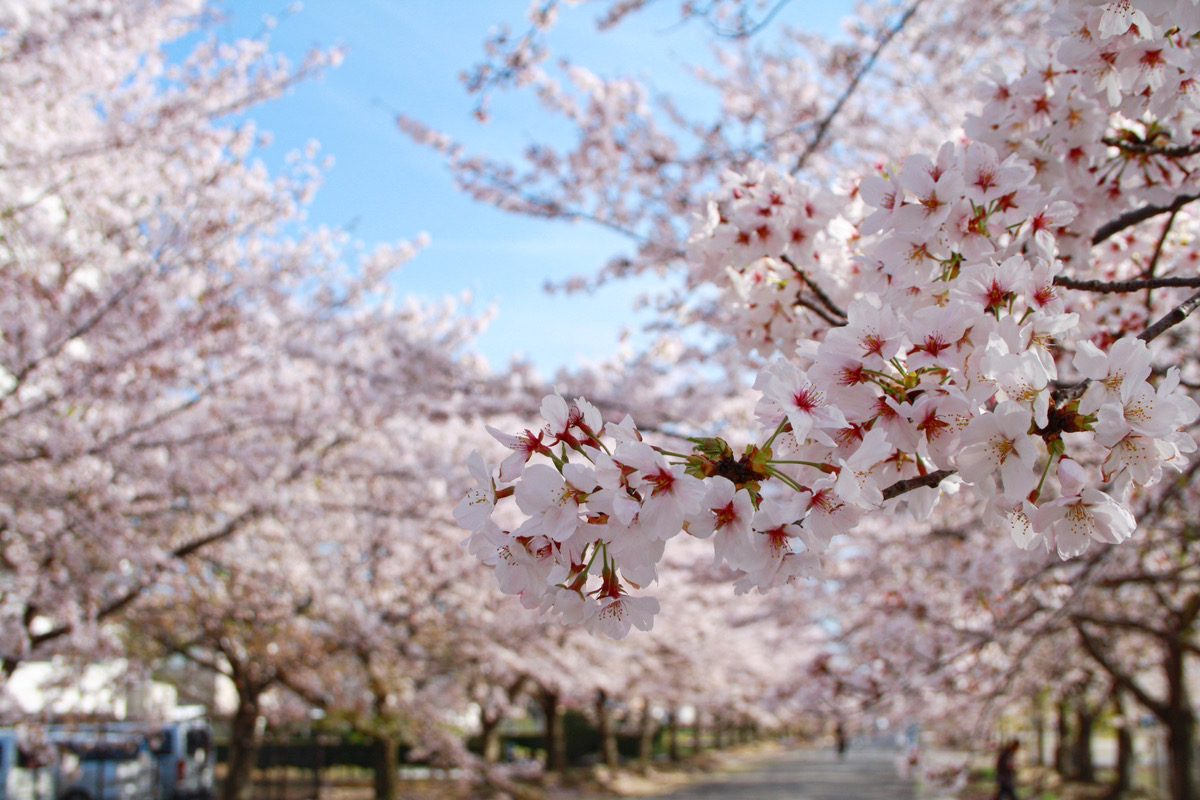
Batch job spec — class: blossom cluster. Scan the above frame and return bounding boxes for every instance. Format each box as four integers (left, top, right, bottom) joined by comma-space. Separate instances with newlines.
457, 0, 1200, 635
456, 392, 829, 638
685, 164, 851, 354
966, 0, 1200, 273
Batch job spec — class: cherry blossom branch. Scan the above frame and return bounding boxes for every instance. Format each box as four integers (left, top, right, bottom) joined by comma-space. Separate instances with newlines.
1071, 619, 1167, 718
1049, 287, 1200, 408
1091, 191, 1200, 245
700, 0, 796, 38
795, 296, 846, 327
1070, 611, 1200, 656
1101, 137, 1200, 159
1137, 287, 1200, 343
791, 0, 926, 174
1053, 275, 1200, 293
782, 254, 848, 320
26, 508, 263, 651
881, 469, 955, 501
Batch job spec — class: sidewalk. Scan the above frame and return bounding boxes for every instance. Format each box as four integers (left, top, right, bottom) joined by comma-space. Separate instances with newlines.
549, 743, 918, 800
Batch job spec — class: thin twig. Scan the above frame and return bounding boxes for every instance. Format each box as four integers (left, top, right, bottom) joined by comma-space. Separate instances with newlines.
1138, 287, 1200, 343
706, 0, 795, 38
782, 254, 849, 320
1143, 209, 1179, 281
1051, 288, 1200, 403
796, 295, 845, 327
792, 0, 926, 174
1143, 209, 1179, 314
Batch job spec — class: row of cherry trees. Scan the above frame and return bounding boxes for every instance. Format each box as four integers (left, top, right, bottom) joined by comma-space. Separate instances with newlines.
0, 5, 867, 800
4, 2, 1200, 800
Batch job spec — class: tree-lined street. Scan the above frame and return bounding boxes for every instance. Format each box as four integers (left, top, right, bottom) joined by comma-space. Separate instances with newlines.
2, 1, 1198, 800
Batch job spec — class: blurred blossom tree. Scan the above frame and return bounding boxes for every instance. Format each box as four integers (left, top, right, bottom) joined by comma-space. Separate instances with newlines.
0, 0, 498, 678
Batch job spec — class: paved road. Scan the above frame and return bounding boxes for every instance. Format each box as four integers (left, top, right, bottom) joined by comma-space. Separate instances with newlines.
652, 748, 917, 800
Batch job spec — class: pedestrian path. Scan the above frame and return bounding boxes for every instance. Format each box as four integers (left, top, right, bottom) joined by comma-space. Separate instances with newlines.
652, 747, 916, 800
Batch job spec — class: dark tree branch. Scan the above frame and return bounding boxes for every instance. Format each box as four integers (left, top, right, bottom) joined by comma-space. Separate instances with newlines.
1143, 208, 1179, 281
1102, 137, 1200, 159
882, 469, 955, 501
28, 508, 263, 650
796, 295, 846, 327
1073, 618, 1167, 720
782, 254, 848, 320
1138, 287, 1200, 343
1092, 192, 1200, 245
1070, 612, 1200, 657
1054, 275, 1200, 294
1051, 287, 1200, 406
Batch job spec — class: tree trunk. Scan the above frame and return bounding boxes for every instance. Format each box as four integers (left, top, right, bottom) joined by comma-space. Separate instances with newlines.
636, 702, 655, 770
1055, 699, 1071, 778
480, 708, 503, 763
372, 734, 400, 800
1111, 691, 1133, 795
221, 689, 263, 800
666, 709, 680, 763
539, 687, 565, 773
1033, 710, 1046, 767
1073, 704, 1096, 783
1164, 710, 1196, 800
595, 689, 619, 770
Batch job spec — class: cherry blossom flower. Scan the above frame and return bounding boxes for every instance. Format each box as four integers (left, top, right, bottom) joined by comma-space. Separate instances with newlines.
1032, 459, 1137, 558
985, 347, 1053, 428
988, 496, 1042, 551
821, 295, 907, 368
495, 535, 569, 608
453, 451, 496, 533
538, 586, 591, 627
686, 477, 758, 566
834, 427, 892, 510
755, 359, 847, 446
800, 479, 861, 552
586, 592, 660, 637
485, 425, 546, 481
734, 494, 816, 591
513, 463, 595, 542
1074, 337, 1154, 417
611, 441, 706, 539
956, 403, 1041, 502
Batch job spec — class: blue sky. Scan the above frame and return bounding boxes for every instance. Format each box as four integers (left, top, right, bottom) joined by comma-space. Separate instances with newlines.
212, 1, 854, 374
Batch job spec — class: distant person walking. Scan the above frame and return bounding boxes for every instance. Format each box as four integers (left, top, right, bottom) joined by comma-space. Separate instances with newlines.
994, 739, 1020, 800
835, 723, 848, 761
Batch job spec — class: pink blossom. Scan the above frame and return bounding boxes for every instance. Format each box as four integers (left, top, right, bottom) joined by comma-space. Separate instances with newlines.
834, 427, 892, 510
956, 403, 1041, 503
611, 441, 705, 539
513, 463, 594, 543
755, 359, 847, 446
453, 451, 496, 533
1032, 460, 1136, 558
586, 593, 660, 638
